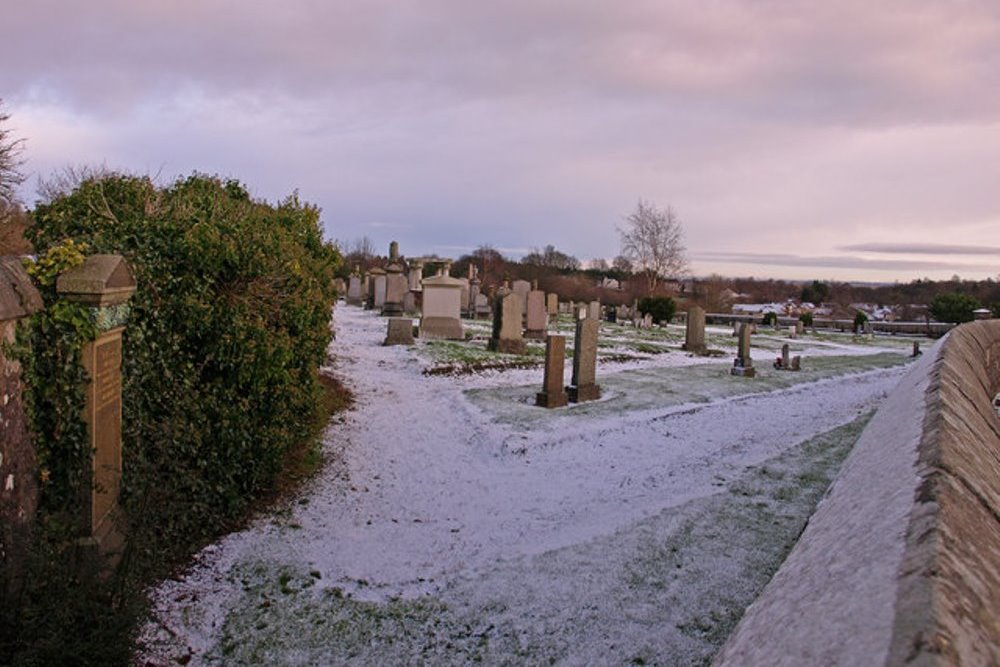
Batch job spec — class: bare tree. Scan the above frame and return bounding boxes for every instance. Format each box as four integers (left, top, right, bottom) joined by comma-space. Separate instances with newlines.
0, 101, 26, 222
618, 199, 688, 293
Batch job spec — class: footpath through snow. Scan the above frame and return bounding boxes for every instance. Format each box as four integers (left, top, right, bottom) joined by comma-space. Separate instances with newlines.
140, 306, 911, 665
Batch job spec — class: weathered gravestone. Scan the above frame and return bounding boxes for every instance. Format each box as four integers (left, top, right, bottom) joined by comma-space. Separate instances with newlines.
774, 343, 800, 371
525, 290, 547, 339
643, 313, 653, 329
788, 325, 797, 339
733, 320, 742, 336
546, 293, 558, 323
407, 260, 423, 292
382, 263, 407, 316
384, 317, 415, 346
419, 275, 464, 340
567, 311, 601, 402
56, 255, 137, 563
511, 280, 531, 321
587, 300, 601, 322
369, 268, 387, 310
796, 320, 805, 336
474, 293, 491, 319
535, 335, 569, 408
346, 268, 363, 306
683, 305, 707, 355
731, 323, 756, 377
488, 292, 526, 354
457, 278, 470, 318
912, 341, 921, 357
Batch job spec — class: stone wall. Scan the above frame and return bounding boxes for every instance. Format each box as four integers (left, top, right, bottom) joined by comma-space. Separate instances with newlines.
0, 258, 43, 589
715, 320, 1000, 666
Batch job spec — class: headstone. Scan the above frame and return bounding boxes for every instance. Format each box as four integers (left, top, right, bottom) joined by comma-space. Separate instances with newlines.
56, 255, 136, 564
912, 341, 921, 357
382, 263, 407, 316
567, 313, 601, 402
475, 293, 491, 319
346, 270, 363, 306
525, 290, 547, 339
389, 240, 400, 261
457, 278, 470, 318
419, 275, 464, 340
643, 313, 653, 329
407, 260, 423, 292
384, 317, 415, 345
535, 335, 569, 408
731, 323, 756, 377
733, 320, 741, 336
790, 355, 801, 371
774, 343, 790, 369
546, 293, 558, 322
488, 292, 526, 354
468, 279, 481, 317
683, 306, 707, 355
370, 268, 387, 309
796, 320, 805, 335
512, 280, 531, 319
588, 300, 601, 321
788, 325, 797, 339
403, 291, 418, 315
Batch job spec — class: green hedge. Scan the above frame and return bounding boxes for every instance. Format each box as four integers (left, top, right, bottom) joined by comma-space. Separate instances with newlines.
26, 173, 340, 542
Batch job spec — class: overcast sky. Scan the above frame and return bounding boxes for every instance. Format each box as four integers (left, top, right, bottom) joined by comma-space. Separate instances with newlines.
4, 1, 999, 281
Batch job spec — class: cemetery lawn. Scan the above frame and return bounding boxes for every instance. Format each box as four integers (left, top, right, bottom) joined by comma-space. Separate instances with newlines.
139, 306, 921, 666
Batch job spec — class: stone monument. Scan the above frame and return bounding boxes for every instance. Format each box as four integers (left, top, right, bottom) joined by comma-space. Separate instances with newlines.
384, 317, 415, 346
369, 267, 387, 310
488, 292, 526, 354
525, 289, 547, 339
731, 323, 756, 377
419, 275, 464, 340
346, 267, 363, 306
536, 335, 569, 408
567, 311, 601, 402
382, 263, 407, 316
683, 305, 707, 355
56, 255, 136, 563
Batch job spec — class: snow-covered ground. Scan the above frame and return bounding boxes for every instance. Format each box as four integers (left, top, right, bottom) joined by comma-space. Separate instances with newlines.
138, 306, 915, 666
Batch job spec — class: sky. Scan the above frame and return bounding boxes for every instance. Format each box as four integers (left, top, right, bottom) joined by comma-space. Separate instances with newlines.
3, 1, 999, 282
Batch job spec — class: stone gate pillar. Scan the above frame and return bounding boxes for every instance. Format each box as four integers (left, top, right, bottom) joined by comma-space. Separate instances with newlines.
56, 255, 136, 562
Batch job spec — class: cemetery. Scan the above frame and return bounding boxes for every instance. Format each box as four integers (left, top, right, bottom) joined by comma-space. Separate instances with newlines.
135, 247, 982, 665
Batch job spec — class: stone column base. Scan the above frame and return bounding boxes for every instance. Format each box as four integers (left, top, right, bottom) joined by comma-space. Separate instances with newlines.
536, 390, 568, 408
567, 384, 601, 402
488, 338, 526, 355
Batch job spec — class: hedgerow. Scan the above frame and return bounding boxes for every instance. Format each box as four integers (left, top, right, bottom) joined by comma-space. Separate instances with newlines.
5, 173, 339, 664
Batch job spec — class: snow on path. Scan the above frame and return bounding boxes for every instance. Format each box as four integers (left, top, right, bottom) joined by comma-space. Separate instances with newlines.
141, 306, 909, 664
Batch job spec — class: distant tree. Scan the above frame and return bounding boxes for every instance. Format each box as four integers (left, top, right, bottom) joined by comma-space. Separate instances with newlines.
589, 257, 609, 272
452, 244, 508, 291
637, 296, 676, 324
0, 203, 31, 255
800, 280, 830, 304
611, 255, 633, 274
853, 311, 869, 332
698, 273, 732, 313
0, 101, 26, 222
618, 200, 688, 293
799, 312, 814, 327
521, 244, 580, 271
929, 292, 981, 324
338, 235, 378, 275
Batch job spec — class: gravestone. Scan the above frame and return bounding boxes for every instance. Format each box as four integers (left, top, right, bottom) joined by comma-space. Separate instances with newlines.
419, 275, 464, 340
512, 280, 531, 320
403, 291, 418, 315
643, 313, 653, 328
389, 240, 400, 261
796, 320, 805, 335
384, 317, 415, 345
457, 278, 470, 318
912, 341, 921, 357
56, 255, 136, 564
407, 260, 423, 292
535, 335, 569, 408
788, 325, 797, 339
383, 263, 407, 316
468, 279, 481, 318
546, 293, 558, 323
731, 323, 756, 377
588, 301, 601, 321
525, 290, 547, 339
567, 312, 601, 402
790, 354, 801, 371
733, 320, 741, 336
683, 306, 707, 355
346, 268, 363, 306
475, 293, 491, 319
370, 268, 387, 310
488, 292, 526, 354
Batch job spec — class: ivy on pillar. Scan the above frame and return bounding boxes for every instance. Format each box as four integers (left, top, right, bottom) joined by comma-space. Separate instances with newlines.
55, 255, 136, 564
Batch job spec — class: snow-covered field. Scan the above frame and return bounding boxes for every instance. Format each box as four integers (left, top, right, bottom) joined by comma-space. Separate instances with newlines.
139, 306, 916, 666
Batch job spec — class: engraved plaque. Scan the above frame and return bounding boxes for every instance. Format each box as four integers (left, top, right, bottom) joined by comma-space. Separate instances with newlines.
89, 332, 123, 529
